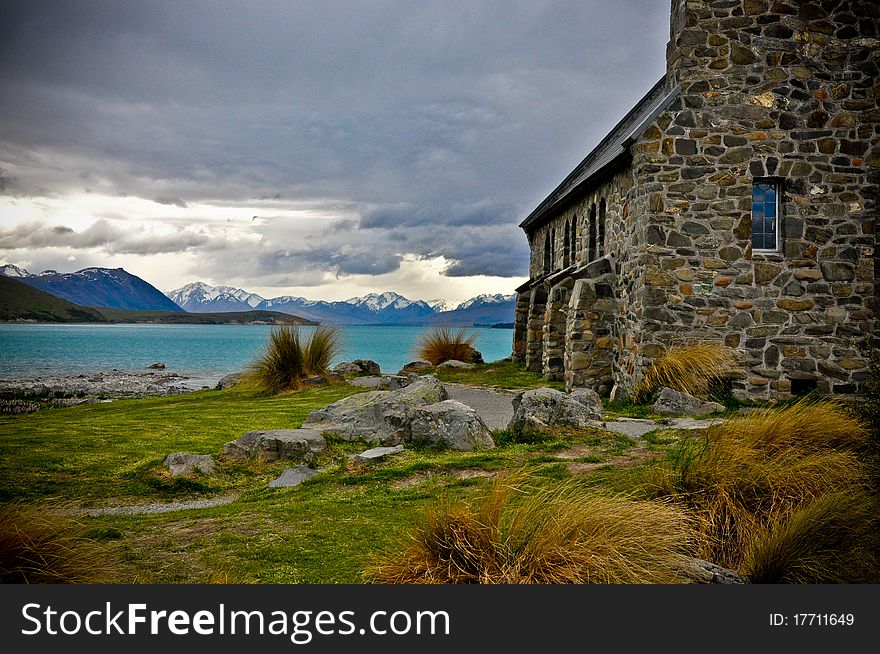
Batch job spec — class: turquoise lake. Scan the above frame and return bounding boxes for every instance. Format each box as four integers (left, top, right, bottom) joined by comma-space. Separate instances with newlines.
0, 324, 515, 388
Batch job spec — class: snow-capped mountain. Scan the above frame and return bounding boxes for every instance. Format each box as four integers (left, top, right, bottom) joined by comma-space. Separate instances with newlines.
456, 293, 515, 310
1, 265, 184, 312
428, 298, 456, 313
166, 282, 515, 326
0, 264, 29, 277
167, 282, 265, 313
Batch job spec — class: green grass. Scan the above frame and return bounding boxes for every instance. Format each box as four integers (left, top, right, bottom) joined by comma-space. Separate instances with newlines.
432, 360, 565, 390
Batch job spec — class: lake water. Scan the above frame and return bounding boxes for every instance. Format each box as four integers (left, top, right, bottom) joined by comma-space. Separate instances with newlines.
0, 324, 515, 388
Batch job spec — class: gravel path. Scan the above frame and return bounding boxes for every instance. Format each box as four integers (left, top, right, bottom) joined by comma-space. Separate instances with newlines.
81, 495, 238, 517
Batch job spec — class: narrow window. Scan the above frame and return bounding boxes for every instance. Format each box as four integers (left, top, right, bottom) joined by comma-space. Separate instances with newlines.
572, 214, 579, 262
588, 203, 597, 263
543, 232, 551, 275
563, 219, 571, 268
598, 198, 607, 257
752, 179, 782, 252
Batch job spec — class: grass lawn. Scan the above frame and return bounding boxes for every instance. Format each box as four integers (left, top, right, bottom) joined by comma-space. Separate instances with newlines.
0, 364, 653, 583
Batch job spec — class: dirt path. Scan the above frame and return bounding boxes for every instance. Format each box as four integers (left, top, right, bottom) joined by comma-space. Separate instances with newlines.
80, 494, 238, 517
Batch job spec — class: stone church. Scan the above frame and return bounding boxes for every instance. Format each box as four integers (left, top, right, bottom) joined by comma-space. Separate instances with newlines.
511, 0, 877, 401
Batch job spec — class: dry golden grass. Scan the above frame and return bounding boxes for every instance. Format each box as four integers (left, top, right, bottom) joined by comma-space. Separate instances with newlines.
0, 501, 122, 583
246, 325, 340, 393
367, 474, 694, 584
634, 343, 742, 401
416, 325, 479, 366
631, 400, 879, 581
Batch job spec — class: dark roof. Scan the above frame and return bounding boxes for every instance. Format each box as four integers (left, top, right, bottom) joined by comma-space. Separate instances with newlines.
520, 76, 680, 232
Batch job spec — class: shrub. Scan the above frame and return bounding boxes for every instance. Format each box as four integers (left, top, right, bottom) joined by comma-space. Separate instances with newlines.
631, 400, 878, 581
366, 475, 694, 584
246, 325, 340, 393
634, 343, 742, 402
0, 501, 121, 583
416, 325, 479, 365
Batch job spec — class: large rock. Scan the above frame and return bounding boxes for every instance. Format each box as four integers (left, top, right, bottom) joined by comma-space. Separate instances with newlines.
652, 387, 725, 417
508, 388, 604, 434
408, 400, 495, 451
268, 465, 320, 488
399, 360, 432, 375
164, 452, 215, 476
333, 359, 381, 375
302, 375, 448, 444
378, 375, 416, 391
352, 359, 381, 375
222, 429, 327, 463
569, 388, 603, 420
148, 362, 166, 370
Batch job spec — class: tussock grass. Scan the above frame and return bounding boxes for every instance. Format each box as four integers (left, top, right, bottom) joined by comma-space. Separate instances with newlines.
631, 400, 879, 581
635, 343, 742, 401
416, 325, 479, 366
246, 325, 340, 393
0, 501, 122, 583
367, 474, 694, 584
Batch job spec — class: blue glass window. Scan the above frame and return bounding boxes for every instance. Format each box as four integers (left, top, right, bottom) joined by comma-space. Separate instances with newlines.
752, 181, 780, 251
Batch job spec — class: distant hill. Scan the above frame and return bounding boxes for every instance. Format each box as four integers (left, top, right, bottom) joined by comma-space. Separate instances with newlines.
0, 275, 108, 322
167, 282, 515, 326
4, 266, 184, 312
0, 275, 316, 325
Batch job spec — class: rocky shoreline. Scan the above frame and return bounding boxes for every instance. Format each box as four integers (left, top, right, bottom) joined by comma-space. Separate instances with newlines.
0, 371, 198, 414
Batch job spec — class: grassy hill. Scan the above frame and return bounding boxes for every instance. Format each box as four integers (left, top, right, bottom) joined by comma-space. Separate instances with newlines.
0, 275, 316, 325
0, 275, 108, 322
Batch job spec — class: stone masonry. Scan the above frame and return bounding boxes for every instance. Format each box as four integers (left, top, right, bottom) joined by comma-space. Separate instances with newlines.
513, 0, 877, 401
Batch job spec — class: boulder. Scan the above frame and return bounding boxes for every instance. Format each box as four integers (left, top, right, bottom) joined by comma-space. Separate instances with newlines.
333, 360, 381, 375
164, 452, 214, 476
302, 375, 448, 444
438, 360, 475, 369
399, 360, 433, 375
508, 388, 605, 435
332, 362, 362, 375
352, 444, 405, 463
378, 375, 416, 391
268, 465, 320, 488
148, 362, 166, 369
408, 400, 495, 451
215, 373, 243, 390
348, 376, 382, 388
652, 387, 726, 417
569, 388, 603, 420
222, 429, 327, 463
352, 359, 381, 375
467, 347, 484, 364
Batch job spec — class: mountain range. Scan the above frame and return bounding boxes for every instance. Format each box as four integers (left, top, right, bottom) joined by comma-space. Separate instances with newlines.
1, 265, 515, 326
167, 282, 515, 326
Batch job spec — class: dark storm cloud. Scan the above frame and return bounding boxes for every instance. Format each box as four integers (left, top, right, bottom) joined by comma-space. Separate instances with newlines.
0, 0, 670, 281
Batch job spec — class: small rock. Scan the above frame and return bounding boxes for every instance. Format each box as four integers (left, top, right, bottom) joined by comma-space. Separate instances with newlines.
353, 444, 405, 463
268, 465, 319, 488
438, 360, 475, 369
215, 373, 243, 390
163, 452, 214, 476
399, 360, 433, 375
652, 387, 724, 417
508, 388, 604, 435
222, 429, 327, 463
148, 362, 166, 369
683, 557, 748, 584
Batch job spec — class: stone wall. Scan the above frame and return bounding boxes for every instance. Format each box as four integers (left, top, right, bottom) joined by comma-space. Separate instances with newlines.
627, 0, 877, 399
515, 0, 876, 401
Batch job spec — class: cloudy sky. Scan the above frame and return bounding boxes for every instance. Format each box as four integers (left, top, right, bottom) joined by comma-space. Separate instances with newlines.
0, 0, 669, 303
